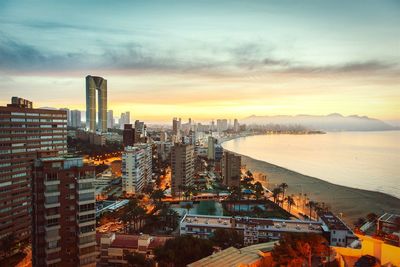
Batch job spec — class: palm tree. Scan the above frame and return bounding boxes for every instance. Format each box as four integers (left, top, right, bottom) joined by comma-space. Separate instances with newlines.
286, 195, 296, 213
280, 183, 288, 200
272, 187, 282, 204
254, 182, 264, 200
306, 201, 316, 221
184, 203, 193, 215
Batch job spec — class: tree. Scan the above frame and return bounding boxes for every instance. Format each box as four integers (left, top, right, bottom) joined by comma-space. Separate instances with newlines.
272, 187, 282, 204
125, 251, 154, 267
154, 235, 214, 267
184, 203, 193, 215
272, 233, 330, 266
306, 201, 316, 221
286, 195, 296, 213
254, 182, 264, 200
280, 183, 288, 200
151, 189, 166, 210
210, 229, 244, 249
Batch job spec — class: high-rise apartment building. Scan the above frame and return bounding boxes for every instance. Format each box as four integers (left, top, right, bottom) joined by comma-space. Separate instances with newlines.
119, 112, 130, 129
207, 136, 217, 160
136, 143, 152, 185
123, 124, 135, 147
171, 143, 194, 197
122, 146, 146, 194
0, 97, 67, 242
86, 75, 107, 132
233, 118, 240, 132
32, 154, 96, 267
216, 119, 228, 133
70, 110, 82, 128
222, 151, 241, 188
60, 108, 70, 126
107, 110, 114, 129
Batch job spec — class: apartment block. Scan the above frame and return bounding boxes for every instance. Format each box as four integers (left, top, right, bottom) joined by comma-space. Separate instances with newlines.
222, 151, 241, 188
122, 146, 146, 194
32, 154, 96, 267
0, 97, 67, 242
171, 143, 194, 197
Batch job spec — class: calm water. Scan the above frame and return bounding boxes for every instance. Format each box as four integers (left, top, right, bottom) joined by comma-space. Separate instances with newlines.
222, 131, 400, 198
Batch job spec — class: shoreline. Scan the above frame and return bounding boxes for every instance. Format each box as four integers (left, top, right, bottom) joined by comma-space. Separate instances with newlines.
221, 136, 400, 225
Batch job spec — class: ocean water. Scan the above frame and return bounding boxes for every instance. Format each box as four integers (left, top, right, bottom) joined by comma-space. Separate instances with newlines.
222, 131, 400, 199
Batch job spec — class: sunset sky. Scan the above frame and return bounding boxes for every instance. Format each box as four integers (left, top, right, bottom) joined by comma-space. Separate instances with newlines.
0, 0, 399, 123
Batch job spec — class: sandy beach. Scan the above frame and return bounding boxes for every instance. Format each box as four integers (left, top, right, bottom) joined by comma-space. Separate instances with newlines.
236, 153, 400, 225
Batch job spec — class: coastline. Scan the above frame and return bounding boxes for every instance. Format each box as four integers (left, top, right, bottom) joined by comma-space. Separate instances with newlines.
220, 135, 400, 225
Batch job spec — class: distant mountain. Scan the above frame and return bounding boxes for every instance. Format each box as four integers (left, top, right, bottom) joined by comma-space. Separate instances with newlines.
242, 114, 398, 131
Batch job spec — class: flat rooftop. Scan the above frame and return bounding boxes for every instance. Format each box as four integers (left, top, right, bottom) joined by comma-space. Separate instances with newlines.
182, 214, 322, 233
319, 212, 351, 231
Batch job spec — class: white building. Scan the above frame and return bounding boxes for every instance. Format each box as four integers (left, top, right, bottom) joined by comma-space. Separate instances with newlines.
136, 143, 153, 185
122, 146, 146, 194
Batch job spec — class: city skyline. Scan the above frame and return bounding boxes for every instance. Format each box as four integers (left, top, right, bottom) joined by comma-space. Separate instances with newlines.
0, 0, 399, 122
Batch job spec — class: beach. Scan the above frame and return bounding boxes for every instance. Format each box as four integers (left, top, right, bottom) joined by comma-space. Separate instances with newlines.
237, 153, 400, 225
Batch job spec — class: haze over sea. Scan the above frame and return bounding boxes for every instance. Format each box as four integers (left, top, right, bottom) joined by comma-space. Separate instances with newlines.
222, 131, 400, 199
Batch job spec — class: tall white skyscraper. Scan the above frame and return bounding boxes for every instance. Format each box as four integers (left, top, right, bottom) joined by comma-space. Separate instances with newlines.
122, 146, 145, 194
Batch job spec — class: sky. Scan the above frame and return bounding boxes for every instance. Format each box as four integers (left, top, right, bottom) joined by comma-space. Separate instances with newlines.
0, 0, 399, 123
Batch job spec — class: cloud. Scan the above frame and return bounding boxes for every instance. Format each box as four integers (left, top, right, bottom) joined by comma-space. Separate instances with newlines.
0, 33, 397, 77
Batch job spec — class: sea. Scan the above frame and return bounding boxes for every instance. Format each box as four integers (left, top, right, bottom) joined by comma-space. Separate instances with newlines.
222, 131, 400, 199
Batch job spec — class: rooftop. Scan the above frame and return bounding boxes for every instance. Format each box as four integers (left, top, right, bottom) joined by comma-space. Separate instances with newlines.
182, 214, 322, 233
319, 212, 351, 231
378, 213, 400, 224
187, 242, 276, 267
97, 233, 170, 250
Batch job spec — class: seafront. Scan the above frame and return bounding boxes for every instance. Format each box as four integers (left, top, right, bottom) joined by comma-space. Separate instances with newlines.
220, 134, 400, 225
238, 153, 400, 225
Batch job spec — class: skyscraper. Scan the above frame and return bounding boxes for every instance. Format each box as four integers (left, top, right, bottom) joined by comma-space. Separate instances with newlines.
86, 75, 107, 132
122, 124, 135, 147
207, 136, 217, 160
32, 153, 96, 267
0, 97, 67, 242
70, 109, 82, 128
233, 118, 240, 132
119, 111, 130, 129
107, 110, 114, 129
222, 151, 241, 188
171, 143, 194, 197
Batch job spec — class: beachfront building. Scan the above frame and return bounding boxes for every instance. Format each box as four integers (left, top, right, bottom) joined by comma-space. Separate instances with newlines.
207, 136, 216, 160
180, 214, 322, 246
180, 213, 357, 247
318, 212, 359, 247
221, 151, 241, 188
97, 233, 170, 266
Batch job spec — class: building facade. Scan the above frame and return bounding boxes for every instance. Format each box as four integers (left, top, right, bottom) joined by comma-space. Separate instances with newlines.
222, 151, 241, 187
136, 143, 152, 185
0, 97, 67, 242
32, 154, 96, 267
70, 110, 82, 128
86, 75, 107, 132
171, 143, 194, 197
122, 146, 146, 194
107, 110, 114, 129
122, 124, 135, 147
